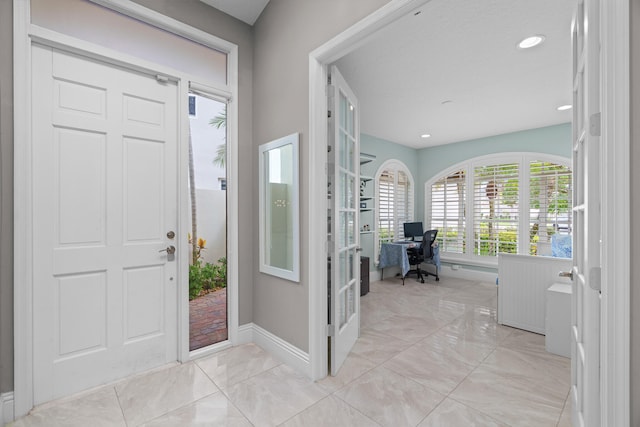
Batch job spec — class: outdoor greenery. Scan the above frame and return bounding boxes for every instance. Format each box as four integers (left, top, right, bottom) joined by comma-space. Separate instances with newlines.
188, 237, 227, 300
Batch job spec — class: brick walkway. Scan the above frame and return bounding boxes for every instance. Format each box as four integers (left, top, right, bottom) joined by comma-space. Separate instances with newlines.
189, 288, 228, 351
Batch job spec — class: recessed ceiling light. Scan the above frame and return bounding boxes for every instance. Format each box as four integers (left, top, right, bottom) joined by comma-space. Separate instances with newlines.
421, 134, 431, 139
557, 104, 572, 111
517, 35, 545, 49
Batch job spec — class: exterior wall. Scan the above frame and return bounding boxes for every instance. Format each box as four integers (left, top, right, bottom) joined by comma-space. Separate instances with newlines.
252, 0, 389, 352
631, 0, 639, 424
0, 0, 13, 396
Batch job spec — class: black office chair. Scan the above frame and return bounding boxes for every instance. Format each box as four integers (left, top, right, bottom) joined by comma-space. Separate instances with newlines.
406, 229, 440, 283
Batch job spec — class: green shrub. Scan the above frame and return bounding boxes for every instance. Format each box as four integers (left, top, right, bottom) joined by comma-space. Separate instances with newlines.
189, 256, 227, 300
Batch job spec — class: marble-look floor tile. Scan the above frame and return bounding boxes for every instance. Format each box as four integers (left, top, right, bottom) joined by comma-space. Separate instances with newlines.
317, 352, 377, 393
557, 393, 572, 427
417, 398, 508, 427
335, 366, 444, 427
196, 343, 281, 390
367, 314, 441, 343
383, 336, 480, 395
480, 347, 571, 400
225, 364, 327, 427
351, 329, 413, 364
440, 312, 514, 348
140, 392, 251, 427
498, 327, 554, 357
449, 364, 566, 427
10, 387, 125, 427
115, 362, 218, 426
280, 395, 380, 427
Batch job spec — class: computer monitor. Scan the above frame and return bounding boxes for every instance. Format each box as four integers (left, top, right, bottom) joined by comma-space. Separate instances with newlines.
403, 222, 424, 241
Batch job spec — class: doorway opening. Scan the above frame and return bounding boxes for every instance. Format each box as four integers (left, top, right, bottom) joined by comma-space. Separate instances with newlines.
188, 93, 228, 351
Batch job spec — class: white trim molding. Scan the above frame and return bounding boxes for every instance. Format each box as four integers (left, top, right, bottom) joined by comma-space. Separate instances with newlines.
600, 0, 631, 425
1, 391, 14, 426
237, 323, 310, 377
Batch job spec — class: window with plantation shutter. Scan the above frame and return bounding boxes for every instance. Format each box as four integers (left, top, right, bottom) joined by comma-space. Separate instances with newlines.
473, 163, 519, 256
375, 161, 414, 259
430, 170, 466, 253
425, 153, 572, 264
528, 161, 572, 255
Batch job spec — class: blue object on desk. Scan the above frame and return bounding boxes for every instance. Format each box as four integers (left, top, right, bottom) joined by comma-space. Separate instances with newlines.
378, 242, 440, 282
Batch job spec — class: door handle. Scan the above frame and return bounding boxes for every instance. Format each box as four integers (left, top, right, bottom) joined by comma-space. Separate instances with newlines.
559, 270, 573, 280
159, 245, 176, 255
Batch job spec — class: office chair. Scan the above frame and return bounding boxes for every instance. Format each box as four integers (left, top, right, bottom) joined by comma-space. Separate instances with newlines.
406, 229, 440, 283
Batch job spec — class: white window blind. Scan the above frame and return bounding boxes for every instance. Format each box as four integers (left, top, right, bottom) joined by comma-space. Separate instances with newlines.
376, 163, 414, 251
528, 161, 573, 255
473, 163, 519, 256
430, 170, 466, 253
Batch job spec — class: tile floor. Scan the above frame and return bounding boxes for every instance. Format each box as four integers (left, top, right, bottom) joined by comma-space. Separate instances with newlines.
9, 277, 572, 427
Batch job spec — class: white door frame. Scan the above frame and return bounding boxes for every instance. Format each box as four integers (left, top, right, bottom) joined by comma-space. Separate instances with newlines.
13, 0, 239, 418
599, 0, 630, 424
308, 0, 630, 423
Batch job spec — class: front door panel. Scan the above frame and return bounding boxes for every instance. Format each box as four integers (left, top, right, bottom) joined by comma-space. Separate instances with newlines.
32, 45, 178, 403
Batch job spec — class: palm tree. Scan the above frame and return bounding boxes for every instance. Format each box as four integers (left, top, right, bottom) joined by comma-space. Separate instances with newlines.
188, 129, 198, 265
210, 109, 226, 168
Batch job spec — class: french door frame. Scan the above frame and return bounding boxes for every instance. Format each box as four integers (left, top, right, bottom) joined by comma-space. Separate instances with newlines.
308, 1, 630, 424
13, 0, 239, 417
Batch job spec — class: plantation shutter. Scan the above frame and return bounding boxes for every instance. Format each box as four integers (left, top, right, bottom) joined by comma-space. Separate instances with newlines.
376, 165, 414, 251
396, 170, 413, 239
378, 170, 395, 245
473, 163, 519, 256
430, 170, 466, 253
528, 161, 573, 255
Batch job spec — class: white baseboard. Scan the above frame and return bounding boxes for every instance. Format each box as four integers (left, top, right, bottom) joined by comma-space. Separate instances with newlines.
370, 265, 497, 284
1, 391, 14, 426
438, 266, 497, 283
236, 323, 310, 378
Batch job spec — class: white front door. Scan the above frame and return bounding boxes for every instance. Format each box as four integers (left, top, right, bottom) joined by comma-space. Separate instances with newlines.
31, 45, 179, 404
328, 66, 360, 375
570, 0, 601, 425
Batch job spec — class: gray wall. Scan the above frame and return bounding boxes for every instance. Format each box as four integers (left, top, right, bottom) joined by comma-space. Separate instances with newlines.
0, 0, 13, 396
631, 0, 639, 424
252, 0, 389, 351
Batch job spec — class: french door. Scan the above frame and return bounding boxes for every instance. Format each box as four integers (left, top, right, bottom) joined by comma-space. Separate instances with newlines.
31, 45, 179, 403
570, 0, 602, 424
328, 66, 361, 375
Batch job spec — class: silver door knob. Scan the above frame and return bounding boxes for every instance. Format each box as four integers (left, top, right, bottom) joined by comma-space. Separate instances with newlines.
159, 245, 176, 255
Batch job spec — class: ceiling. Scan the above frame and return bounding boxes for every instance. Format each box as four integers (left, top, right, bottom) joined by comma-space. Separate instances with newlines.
200, 0, 575, 149
199, 0, 270, 25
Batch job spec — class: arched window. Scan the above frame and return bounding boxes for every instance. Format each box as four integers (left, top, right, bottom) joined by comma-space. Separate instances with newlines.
426, 153, 572, 264
375, 160, 415, 259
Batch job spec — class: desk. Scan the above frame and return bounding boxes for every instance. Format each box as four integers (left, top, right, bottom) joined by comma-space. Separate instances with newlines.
378, 242, 440, 284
